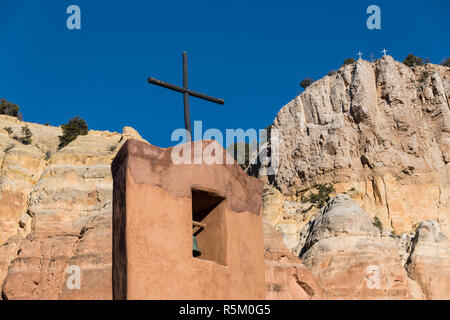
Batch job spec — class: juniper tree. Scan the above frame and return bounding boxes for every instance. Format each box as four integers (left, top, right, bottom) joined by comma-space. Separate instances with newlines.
0, 99, 20, 117
58, 117, 88, 149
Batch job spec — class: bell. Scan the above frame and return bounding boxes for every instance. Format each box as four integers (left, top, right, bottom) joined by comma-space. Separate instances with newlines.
192, 236, 202, 257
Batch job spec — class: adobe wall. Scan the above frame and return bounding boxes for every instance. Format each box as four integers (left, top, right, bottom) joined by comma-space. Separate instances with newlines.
111, 139, 265, 299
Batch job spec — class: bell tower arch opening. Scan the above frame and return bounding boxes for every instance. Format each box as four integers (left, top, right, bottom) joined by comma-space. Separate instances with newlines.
191, 189, 227, 266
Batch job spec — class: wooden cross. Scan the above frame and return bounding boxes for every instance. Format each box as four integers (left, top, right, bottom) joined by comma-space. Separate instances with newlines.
147, 52, 224, 142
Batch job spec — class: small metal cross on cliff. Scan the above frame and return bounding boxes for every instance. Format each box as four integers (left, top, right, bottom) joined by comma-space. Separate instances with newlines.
147, 52, 225, 142
382, 48, 388, 56
357, 51, 363, 59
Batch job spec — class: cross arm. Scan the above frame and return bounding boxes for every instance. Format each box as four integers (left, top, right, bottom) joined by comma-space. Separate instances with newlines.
148, 77, 224, 105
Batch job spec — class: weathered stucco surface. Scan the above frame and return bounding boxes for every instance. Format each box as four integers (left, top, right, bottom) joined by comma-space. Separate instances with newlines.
111, 139, 266, 299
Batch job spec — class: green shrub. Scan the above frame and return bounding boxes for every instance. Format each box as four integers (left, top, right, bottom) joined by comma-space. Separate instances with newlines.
20, 126, 32, 145
58, 117, 88, 149
343, 58, 355, 66
373, 216, 383, 232
0, 99, 20, 117
302, 184, 335, 208
4, 127, 13, 135
403, 54, 424, 67
300, 78, 314, 89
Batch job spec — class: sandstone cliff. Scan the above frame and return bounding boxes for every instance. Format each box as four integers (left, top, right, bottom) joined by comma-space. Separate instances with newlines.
266, 55, 449, 238
261, 56, 450, 299
405, 220, 450, 299
0, 115, 142, 299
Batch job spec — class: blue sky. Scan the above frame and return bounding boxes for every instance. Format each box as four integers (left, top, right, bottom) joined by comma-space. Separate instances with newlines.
0, 0, 448, 147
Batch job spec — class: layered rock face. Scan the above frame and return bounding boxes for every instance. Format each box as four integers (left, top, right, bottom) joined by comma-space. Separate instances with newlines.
269, 56, 449, 237
0, 115, 142, 299
405, 220, 450, 299
299, 194, 425, 299
261, 57, 450, 299
264, 221, 323, 300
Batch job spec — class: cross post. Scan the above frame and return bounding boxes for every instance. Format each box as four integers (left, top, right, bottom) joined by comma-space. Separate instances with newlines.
382, 49, 388, 56
148, 52, 224, 142
183, 52, 191, 139
357, 51, 363, 59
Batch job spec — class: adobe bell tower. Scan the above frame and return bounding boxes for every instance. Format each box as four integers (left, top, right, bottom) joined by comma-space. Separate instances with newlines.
111, 139, 265, 299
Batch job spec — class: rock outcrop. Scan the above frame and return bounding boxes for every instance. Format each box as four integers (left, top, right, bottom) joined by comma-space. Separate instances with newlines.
264, 221, 323, 299
262, 186, 318, 256
268, 56, 449, 237
261, 57, 450, 299
299, 194, 425, 299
